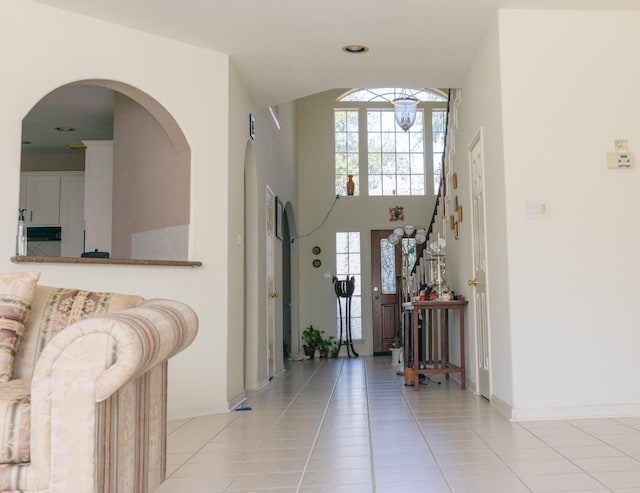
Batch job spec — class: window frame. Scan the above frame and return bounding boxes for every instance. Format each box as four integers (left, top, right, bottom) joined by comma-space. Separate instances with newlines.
333, 101, 448, 197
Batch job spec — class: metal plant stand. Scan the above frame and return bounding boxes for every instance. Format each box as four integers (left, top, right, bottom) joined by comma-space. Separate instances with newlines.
333, 276, 359, 358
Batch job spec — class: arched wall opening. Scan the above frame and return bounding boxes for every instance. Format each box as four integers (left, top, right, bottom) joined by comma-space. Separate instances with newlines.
20, 79, 191, 260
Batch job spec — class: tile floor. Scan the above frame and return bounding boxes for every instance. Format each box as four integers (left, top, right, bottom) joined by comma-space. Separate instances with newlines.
155, 357, 640, 492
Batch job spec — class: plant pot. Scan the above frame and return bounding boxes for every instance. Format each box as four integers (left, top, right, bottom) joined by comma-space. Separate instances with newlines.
303, 345, 315, 359
319, 349, 327, 359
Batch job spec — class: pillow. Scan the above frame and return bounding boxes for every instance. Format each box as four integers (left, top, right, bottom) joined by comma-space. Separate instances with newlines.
0, 272, 40, 382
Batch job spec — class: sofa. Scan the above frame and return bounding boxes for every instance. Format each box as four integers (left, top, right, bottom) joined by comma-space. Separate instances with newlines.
0, 272, 198, 492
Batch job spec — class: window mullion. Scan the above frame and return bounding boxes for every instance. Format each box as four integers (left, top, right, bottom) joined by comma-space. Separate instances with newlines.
358, 108, 368, 196
424, 106, 435, 196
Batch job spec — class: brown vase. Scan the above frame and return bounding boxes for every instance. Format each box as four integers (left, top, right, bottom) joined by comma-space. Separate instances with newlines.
346, 175, 355, 196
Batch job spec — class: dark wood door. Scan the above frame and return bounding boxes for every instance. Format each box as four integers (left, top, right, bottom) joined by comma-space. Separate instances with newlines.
371, 230, 402, 353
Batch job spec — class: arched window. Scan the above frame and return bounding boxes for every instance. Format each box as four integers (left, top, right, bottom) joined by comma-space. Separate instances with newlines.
334, 88, 448, 197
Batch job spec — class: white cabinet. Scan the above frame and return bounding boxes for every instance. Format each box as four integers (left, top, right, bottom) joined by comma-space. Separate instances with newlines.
59, 174, 85, 257
20, 172, 85, 257
21, 174, 61, 225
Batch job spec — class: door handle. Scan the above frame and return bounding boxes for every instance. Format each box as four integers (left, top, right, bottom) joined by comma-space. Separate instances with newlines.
270, 292, 279, 298
373, 286, 379, 292
468, 278, 478, 286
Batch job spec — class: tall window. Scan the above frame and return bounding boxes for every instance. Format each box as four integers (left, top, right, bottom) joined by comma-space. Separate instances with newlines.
335, 232, 361, 340
368, 110, 425, 196
432, 110, 447, 194
334, 110, 359, 196
334, 88, 448, 197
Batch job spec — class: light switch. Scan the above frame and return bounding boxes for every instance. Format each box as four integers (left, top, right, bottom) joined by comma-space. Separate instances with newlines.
525, 200, 550, 219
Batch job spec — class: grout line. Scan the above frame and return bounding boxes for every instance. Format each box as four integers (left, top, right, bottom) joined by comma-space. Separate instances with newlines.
363, 357, 377, 493
295, 358, 346, 492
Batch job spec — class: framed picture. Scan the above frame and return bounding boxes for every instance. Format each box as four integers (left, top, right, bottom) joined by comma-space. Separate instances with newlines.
249, 113, 256, 140
275, 197, 283, 240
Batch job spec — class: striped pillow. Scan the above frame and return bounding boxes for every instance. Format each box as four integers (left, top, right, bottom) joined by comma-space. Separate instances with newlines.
0, 272, 40, 382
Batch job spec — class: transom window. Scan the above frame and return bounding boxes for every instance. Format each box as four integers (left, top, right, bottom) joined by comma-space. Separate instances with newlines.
340, 88, 447, 103
334, 88, 448, 197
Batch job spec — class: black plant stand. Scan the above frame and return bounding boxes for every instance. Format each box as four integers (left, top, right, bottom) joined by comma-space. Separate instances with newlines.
333, 276, 359, 358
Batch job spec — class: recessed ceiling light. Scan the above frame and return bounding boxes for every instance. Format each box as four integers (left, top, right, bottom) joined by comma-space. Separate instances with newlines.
341, 44, 369, 54
55, 126, 76, 132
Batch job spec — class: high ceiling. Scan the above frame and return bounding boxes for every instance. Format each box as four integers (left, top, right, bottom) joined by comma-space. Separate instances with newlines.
30, 0, 640, 108
21, 0, 640, 154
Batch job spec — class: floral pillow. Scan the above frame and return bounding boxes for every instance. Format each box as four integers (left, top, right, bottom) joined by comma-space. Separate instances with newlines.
0, 272, 40, 382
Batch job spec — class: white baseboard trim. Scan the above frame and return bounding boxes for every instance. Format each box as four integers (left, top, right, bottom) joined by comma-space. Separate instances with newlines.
245, 377, 270, 392
510, 403, 640, 422
487, 396, 640, 422
167, 392, 247, 420
490, 394, 513, 420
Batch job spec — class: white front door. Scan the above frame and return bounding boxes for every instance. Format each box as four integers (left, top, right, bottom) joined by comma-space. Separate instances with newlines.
470, 131, 491, 399
265, 186, 276, 381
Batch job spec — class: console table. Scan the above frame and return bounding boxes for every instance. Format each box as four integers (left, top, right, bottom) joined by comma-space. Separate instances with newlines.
403, 300, 468, 391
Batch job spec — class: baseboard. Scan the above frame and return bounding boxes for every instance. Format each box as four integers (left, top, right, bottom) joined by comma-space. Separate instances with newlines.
510, 403, 640, 421
487, 395, 640, 422
490, 394, 513, 420
167, 392, 247, 420
246, 377, 270, 392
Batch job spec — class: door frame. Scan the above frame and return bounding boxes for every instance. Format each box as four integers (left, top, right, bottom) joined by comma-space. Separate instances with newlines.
469, 128, 492, 399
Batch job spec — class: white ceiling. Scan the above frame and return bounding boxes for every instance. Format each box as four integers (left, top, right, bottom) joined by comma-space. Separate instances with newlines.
22, 0, 640, 153
29, 0, 640, 108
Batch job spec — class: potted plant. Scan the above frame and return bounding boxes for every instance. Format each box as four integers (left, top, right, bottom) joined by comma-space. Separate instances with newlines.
302, 325, 322, 359
319, 334, 336, 358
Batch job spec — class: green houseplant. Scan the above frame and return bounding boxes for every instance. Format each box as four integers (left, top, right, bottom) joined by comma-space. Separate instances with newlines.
302, 326, 339, 359
302, 325, 322, 358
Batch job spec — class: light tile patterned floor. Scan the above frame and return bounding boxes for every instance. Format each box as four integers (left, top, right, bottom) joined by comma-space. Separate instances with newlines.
155, 357, 640, 492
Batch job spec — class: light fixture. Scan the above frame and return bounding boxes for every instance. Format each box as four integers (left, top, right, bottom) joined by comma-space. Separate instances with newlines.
387, 225, 427, 301
341, 44, 369, 54
392, 95, 419, 132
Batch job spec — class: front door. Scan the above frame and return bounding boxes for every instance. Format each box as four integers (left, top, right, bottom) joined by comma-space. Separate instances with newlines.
371, 230, 402, 353
470, 131, 491, 399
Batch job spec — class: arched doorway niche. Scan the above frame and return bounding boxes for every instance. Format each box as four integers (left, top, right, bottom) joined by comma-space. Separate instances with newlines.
20, 79, 191, 261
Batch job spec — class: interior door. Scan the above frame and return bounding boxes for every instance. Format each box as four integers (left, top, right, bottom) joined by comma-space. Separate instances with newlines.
265, 186, 276, 381
470, 131, 491, 399
371, 230, 401, 353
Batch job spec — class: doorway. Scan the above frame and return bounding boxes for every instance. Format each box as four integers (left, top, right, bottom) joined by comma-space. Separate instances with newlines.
282, 209, 292, 359
470, 130, 491, 399
371, 229, 402, 354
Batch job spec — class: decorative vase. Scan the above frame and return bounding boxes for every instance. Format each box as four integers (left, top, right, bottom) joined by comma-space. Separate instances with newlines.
346, 175, 355, 196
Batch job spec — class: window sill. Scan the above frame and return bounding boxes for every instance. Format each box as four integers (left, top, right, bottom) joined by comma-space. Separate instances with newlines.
11, 256, 202, 268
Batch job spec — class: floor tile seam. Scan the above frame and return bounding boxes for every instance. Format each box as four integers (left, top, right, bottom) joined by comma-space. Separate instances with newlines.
294, 358, 347, 492
362, 358, 379, 492
500, 421, 628, 491
518, 430, 622, 492
166, 417, 195, 437
216, 361, 331, 492
395, 372, 517, 493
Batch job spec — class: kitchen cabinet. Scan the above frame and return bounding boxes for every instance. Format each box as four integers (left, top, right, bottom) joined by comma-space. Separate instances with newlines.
20, 174, 61, 225
20, 172, 85, 257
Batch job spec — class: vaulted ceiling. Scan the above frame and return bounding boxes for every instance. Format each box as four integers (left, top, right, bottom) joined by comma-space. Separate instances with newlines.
30, 0, 640, 108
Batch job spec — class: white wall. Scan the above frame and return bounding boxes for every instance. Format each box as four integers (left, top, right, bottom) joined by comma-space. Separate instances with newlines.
232, 70, 299, 391
1, 0, 232, 417
498, 10, 640, 419
296, 89, 437, 355
448, 17, 513, 410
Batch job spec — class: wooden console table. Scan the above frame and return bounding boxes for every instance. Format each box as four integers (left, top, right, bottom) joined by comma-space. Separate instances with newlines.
403, 300, 468, 391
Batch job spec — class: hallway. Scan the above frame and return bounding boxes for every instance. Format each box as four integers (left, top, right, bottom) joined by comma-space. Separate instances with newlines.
157, 357, 640, 492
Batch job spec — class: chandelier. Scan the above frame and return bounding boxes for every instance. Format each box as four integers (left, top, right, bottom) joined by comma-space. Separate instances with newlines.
392, 96, 419, 132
